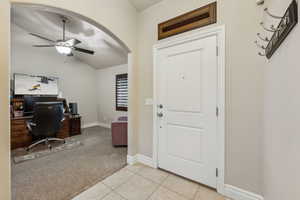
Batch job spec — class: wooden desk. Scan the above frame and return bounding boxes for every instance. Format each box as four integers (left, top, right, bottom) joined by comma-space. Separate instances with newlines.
69, 115, 81, 136
11, 116, 33, 150
11, 114, 80, 150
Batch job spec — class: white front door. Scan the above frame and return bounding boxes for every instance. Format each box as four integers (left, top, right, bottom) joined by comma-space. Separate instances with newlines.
156, 35, 218, 188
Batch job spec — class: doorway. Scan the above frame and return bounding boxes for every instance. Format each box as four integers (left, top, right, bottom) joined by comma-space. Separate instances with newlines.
153, 25, 225, 193
10, 3, 133, 200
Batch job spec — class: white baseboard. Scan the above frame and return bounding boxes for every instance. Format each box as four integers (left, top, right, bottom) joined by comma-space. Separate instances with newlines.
136, 154, 155, 168
98, 122, 111, 129
126, 154, 155, 168
82, 122, 111, 129
82, 122, 100, 129
224, 185, 264, 200
127, 155, 138, 165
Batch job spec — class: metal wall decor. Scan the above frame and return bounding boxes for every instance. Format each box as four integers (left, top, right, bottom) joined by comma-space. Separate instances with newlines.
255, 0, 298, 59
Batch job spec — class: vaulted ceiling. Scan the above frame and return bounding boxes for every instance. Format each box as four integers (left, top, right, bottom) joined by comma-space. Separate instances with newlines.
11, 5, 129, 69
129, 0, 163, 11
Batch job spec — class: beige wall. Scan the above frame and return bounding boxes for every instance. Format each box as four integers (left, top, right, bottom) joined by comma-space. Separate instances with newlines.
263, 0, 300, 199
11, 24, 99, 127
137, 0, 265, 194
96, 64, 128, 126
0, 0, 10, 199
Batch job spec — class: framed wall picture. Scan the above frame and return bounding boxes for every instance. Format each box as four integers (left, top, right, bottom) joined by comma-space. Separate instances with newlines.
14, 73, 59, 96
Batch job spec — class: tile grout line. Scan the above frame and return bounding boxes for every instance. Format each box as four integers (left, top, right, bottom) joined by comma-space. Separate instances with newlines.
100, 166, 137, 200
159, 185, 193, 200
98, 188, 113, 200
126, 165, 161, 200
151, 173, 200, 200
125, 164, 196, 200
144, 172, 170, 200
102, 168, 135, 188
100, 164, 217, 200
105, 165, 146, 200
104, 185, 130, 200
102, 173, 134, 199
192, 185, 200, 200
114, 164, 168, 200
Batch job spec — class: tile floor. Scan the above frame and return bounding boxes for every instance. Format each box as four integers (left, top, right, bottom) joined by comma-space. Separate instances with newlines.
72, 163, 229, 200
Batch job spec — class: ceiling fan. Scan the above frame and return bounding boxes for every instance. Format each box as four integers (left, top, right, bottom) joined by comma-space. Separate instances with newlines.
30, 17, 95, 56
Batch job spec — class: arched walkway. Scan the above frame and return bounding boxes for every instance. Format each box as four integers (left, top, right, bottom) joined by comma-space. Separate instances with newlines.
10, 3, 133, 200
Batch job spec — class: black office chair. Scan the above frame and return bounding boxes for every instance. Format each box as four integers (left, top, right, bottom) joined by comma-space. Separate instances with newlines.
26, 102, 65, 151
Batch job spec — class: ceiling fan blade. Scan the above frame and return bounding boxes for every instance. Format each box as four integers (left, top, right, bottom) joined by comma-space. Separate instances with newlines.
33, 45, 55, 47
29, 33, 55, 43
65, 38, 81, 46
74, 47, 94, 55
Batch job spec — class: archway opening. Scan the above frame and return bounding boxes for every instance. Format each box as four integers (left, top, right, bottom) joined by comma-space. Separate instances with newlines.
10, 3, 132, 200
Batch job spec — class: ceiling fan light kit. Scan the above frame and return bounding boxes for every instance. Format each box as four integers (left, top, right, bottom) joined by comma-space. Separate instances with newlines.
30, 16, 95, 56
55, 46, 72, 55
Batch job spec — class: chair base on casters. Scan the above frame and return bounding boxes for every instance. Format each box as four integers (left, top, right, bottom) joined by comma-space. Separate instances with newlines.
26, 138, 66, 151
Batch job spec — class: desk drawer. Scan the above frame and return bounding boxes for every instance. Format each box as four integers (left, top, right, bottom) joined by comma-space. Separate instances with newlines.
11, 125, 28, 132
11, 119, 31, 149
11, 119, 26, 125
11, 124, 27, 134
11, 130, 28, 137
57, 119, 70, 139
11, 125, 27, 136
11, 138, 32, 149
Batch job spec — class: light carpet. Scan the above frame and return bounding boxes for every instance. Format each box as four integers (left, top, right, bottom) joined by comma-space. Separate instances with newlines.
13, 140, 83, 164
11, 126, 127, 200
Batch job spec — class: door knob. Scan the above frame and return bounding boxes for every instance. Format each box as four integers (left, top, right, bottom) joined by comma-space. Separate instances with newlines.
157, 112, 163, 117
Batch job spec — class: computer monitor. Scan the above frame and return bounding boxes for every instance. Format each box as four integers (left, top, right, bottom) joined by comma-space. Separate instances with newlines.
23, 96, 35, 116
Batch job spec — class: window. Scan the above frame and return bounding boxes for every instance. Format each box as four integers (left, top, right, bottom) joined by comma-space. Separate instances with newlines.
116, 73, 128, 111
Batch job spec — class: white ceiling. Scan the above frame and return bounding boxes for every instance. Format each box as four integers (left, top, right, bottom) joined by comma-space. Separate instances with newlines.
11, 6, 128, 69
129, 0, 163, 11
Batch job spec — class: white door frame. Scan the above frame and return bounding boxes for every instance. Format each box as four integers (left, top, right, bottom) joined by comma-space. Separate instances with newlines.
152, 25, 225, 194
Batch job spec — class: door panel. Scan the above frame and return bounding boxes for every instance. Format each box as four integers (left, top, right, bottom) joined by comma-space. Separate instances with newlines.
167, 112, 203, 129
167, 125, 203, 163
165, 49, 203, 112
157, 35, 218, 188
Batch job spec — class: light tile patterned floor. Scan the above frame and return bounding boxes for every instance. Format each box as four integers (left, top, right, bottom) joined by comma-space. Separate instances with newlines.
72, 163, 228, 200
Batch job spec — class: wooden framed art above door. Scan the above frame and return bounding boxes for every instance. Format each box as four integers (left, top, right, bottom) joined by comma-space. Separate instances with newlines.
153, 25, 225, 194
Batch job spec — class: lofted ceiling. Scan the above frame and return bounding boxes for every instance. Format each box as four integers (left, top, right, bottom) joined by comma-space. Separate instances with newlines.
11, 5, 129, 69
129, 0, 163, 11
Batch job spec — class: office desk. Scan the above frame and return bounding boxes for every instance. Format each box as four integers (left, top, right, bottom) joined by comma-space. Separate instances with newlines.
11, 114, 81, 150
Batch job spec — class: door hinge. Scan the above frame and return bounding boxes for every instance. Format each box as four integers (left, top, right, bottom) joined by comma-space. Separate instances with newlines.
216, 168, 219, 177
216, 107, 219, 117
216, 46, 219, 56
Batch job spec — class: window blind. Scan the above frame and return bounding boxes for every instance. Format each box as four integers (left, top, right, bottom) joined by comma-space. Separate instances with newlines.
116, 73, 128, 111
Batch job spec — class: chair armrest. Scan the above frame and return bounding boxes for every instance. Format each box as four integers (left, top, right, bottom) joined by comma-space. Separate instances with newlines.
26, 121, 36, 131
